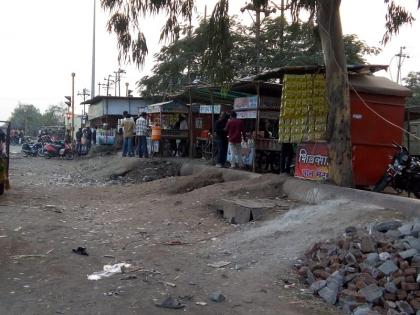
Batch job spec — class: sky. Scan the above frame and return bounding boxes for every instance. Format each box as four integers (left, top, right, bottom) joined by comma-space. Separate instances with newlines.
0, 0, 419, 119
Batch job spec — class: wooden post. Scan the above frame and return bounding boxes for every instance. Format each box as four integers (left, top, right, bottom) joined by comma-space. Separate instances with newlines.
188, 87, 193, 158
253, 82, 261, 172
210, 89, 215, 163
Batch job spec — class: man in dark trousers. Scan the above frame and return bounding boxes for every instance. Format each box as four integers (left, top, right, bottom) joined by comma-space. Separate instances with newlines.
214, 112, 229, 167
75, 128, 83, 155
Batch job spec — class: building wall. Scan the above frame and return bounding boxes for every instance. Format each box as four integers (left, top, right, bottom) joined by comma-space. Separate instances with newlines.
88, 98, 150, 120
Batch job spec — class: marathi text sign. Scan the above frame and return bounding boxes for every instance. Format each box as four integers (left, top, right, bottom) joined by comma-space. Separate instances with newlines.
294, 142, 329, 181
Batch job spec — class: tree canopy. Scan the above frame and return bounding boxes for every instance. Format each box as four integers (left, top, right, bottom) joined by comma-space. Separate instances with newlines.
10, 104, 66, 136
403, 71, 420, 108
137, 16, 380, 96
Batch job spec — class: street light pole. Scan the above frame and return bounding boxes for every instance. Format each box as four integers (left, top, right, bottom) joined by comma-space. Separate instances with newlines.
71, 72, 75, 142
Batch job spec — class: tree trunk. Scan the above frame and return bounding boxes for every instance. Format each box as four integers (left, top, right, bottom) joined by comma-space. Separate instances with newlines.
318, 0, 353, 187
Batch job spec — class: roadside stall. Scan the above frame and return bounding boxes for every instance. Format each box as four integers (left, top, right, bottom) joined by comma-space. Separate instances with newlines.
229, 94, 282, 172
192, 103, 233, 159
251, 65, 412, 186
0, 121, 11, 195
147, 101, 189, 156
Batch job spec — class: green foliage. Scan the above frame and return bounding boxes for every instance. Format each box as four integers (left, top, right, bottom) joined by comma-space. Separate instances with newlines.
403, 71, 420, 108
9, 104, 43, 136
137, 16, 380, 96
9, 104, 66, 136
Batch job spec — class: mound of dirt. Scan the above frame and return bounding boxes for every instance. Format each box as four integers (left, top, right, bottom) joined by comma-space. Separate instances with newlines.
166, 169, 224, 194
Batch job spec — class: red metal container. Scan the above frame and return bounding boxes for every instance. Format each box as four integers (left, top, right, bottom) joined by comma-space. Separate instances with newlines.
350, 75, 411, 186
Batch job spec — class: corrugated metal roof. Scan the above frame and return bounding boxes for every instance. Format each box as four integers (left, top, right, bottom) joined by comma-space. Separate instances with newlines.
242, 64, 389, 81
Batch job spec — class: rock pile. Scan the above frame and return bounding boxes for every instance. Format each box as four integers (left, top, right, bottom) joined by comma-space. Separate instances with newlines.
295, 220, 420, 315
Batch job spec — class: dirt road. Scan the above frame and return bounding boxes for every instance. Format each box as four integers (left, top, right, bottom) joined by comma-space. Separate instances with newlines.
0, 149, 406, 314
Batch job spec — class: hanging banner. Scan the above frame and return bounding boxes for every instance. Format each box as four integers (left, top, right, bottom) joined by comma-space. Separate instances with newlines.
294, 142, 329, 181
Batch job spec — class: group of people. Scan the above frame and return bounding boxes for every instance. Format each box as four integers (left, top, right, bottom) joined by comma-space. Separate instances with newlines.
214, 111, 293, 172
75, 127, 96, 155
120, 111, 149, 158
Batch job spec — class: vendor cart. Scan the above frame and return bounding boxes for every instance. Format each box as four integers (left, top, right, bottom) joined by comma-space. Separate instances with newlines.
147, 101, 189, 157
232, 95, 282, 172
0, 121, 11, 195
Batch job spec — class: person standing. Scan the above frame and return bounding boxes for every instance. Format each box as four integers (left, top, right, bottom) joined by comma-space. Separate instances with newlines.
225, 111, 247, 169
121, 111, 135, 157
92, 127, 97, 145
136, 112, 149, 158
75, 128, 83, 155
214, 112, 229, 167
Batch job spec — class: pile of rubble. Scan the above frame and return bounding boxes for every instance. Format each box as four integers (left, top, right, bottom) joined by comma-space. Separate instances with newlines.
295, 220, 420, 315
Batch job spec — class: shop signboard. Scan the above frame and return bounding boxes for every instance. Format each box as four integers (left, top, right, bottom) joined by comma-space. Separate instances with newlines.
237, 110, 257, 119
234, 96, 258, 110
199, 104, 221, 114
294, 142, 329, 181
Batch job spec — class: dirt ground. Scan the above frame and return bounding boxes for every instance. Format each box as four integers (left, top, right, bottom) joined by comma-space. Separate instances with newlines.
0, 147, 409, 315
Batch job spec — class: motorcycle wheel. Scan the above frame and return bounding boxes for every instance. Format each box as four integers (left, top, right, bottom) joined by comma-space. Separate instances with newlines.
414, 191, 420, 199
0, 183, 4, 195
44, 153, 51, 159
373, 175, 391, 193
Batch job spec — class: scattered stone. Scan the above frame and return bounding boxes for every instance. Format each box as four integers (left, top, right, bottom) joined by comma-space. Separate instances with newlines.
345, 252, 357, 265
399, 224, 415, 236
297, 221, 420, 314
396, 300, 415, 314
209, 291, 225, 303
318, 286, 338, 305
385, 282, 398, 294
361, 237, 376, 253
365, 253, 379, 265
379, 252, 391, 261
399, 249, 418, 260
345, 226, 357, 237
375, 221, 402, 233
352, 304, 372, 315
207, 261, 231, 268
360, 284, 384, 303
378, 260, 399, 275
310, 280, 326, 293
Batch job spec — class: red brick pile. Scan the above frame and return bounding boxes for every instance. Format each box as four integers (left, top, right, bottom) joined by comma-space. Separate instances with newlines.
295, 221, 420, 315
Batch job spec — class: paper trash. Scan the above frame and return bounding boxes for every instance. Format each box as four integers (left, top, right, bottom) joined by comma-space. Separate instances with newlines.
87, 263, 132, 280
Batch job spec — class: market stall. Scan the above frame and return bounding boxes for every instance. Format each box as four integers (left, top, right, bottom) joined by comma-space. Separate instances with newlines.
251, 65, 412, 186
229, 94, 282, 172
147, 100, 189, 156
192, 103, 233, 159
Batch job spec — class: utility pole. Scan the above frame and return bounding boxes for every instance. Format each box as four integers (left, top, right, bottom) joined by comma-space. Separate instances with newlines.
77, 88, 90, 117
91, 0, 96, 97
114, 68, 126, 96
241, 2, 276, 74
125, 82, 129, 97
396, 46, 409, 84
71, 73, 76, 142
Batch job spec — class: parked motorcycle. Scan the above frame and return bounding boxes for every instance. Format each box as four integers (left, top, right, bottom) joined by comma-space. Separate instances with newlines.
21, 142, 43, 157
43, 141, 74, 160
373, 143, 420, 198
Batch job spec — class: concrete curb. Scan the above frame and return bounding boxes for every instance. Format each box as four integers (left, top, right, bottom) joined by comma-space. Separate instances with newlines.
282, 177, 420, 217
179, 162, 420, 217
